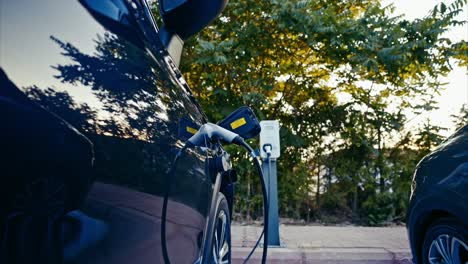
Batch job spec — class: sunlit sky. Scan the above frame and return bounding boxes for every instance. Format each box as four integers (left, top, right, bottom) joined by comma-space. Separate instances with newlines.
382, 0, 468, 136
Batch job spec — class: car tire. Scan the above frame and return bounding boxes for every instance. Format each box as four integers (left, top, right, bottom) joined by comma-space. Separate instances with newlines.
211, 193, 231, 264
421, 217, 468, 264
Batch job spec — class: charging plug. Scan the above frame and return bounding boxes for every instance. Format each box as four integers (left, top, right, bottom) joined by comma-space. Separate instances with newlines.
263, 144, 272, 156
186, 122, 243, 147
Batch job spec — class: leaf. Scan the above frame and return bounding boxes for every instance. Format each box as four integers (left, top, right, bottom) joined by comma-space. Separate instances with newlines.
440, 3, 447, 14
198, 40, 215, 51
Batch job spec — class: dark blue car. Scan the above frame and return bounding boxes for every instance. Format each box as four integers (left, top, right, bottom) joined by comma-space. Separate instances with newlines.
407, 125, 468, 264
0, 0, 234, 263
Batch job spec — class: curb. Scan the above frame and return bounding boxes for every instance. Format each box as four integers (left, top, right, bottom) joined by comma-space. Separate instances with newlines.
232, 247, 413, 264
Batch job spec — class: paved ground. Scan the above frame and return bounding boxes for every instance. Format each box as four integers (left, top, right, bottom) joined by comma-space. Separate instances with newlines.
231, 224, 413, 263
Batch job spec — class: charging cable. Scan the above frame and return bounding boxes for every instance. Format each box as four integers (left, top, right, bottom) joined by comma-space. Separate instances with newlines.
263, 144, 273, 207
263, 144, 272, 213
237, 140, 269, 264
161, 123, 268, 264
161, 146, 188, 264
263, 144, 273, 191
242, 143, 273, 263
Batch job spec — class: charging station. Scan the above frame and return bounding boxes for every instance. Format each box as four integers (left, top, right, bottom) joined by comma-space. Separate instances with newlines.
259, 120, 281, 247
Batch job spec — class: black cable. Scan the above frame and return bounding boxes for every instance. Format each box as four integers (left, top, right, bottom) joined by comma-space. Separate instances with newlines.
236, 139, 269, 264
243, 230, 263, 263
243, 148, 272, 263
161, 145, 188, 264
267, 151, 272, 216
267, 151, 273, 248
163, 136, 269, 264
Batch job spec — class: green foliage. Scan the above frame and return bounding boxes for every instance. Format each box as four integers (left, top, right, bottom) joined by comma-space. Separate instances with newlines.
362, 192, 397, 226
451, 104, 468, 130
152, 0, 467, 224
320, 184, 352, 216
414, 120, 447, 155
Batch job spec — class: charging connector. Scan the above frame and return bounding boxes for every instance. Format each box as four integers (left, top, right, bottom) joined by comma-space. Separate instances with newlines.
186, 122, 243, 148
161, 123, 268, 264
263, 143, 272, 156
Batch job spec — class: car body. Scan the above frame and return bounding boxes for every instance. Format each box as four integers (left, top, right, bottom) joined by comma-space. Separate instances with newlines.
0, 0, 233, 263
407, 125, 468, 263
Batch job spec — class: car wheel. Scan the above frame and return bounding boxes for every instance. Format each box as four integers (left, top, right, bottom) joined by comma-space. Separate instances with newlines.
422, 217, 468, 264
211, 193, 231, 264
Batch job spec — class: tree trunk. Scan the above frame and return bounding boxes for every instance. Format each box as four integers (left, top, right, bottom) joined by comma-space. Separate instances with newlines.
316, 166, 321, 209
352, 185, 359, 220
246, 173, 251, 222
326, 168, 332, 191
377, 128, 385, 193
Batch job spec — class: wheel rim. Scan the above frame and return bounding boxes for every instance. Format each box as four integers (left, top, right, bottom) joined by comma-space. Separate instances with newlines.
428, 234, 468, 264
212, 210, 229, 264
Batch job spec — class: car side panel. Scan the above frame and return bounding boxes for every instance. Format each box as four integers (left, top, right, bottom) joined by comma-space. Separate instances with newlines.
0, 0, 212, 263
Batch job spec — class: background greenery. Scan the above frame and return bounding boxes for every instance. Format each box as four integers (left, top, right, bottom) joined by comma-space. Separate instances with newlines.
156, 0, 468, 225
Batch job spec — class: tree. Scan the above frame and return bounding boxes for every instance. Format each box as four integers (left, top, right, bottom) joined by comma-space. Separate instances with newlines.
152, 0, 468, 223
451, 104, 468, 130
414, 119, 447, 155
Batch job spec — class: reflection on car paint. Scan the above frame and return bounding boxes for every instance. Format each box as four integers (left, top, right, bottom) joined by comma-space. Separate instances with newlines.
1, 0, 213, 263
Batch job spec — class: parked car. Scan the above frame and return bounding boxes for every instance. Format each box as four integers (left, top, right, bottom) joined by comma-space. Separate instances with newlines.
407, 125, 468, 264
0, 0, 233, 263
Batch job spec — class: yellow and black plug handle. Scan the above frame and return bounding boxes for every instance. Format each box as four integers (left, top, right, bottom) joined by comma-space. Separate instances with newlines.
218, 106, 261, 141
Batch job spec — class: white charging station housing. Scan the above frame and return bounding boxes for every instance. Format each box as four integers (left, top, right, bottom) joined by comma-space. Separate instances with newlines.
260, 120, 280, 159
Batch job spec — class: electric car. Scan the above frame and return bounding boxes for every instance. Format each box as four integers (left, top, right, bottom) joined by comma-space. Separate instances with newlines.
0, 0, 238, 263
407, 125, 468, 264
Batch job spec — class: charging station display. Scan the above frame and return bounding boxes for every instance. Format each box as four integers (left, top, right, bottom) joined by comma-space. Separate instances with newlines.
260, 120, 280, 159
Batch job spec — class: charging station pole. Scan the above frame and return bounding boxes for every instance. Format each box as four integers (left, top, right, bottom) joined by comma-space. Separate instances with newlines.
259, 120, 281, 247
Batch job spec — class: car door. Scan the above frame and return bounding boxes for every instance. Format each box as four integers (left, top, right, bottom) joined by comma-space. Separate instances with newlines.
0, 0, 213, 263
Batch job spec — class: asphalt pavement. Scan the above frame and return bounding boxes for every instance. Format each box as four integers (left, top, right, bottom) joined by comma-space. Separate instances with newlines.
231, 224, 413, 263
